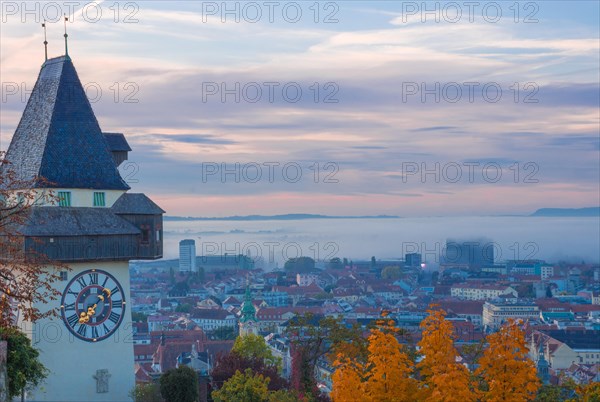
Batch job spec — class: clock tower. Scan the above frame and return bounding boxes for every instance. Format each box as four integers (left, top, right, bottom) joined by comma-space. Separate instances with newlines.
2, 53, 164, 401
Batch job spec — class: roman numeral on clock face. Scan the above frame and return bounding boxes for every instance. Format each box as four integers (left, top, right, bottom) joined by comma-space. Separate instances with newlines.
77, 325, 87, 337
76, 277, 87, 288
108, 312, 120, 324
61, 269, 125, 342
67, 314, 79, 327
88, 272, 99, 285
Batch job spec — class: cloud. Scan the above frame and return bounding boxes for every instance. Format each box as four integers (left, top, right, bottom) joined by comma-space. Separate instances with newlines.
149, 134, 237, 145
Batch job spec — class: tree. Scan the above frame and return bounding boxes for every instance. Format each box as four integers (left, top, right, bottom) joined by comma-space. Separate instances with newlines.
0, 154, 67, 327
232, 333, 281, 368
131, 312, 148, 323
176, 303, 193, 313
284, 257, 315, 273
331, 353, 364, 402
327, 258, 343, 270
475, 319, 541, 401
130, 382, 164, 402
362, 318, 417, 401
286, 313, 362, 400
568, 382, 600, 402
159, 366, 198, 402
417, 306, 476, 402
381, 266, 401, 280
0, 326, 48, 400
535, 383, 574, 401
208, 326, 236, 340
169, 267, 175, 285
212, 368, 270, 402
211, 351, 288, 392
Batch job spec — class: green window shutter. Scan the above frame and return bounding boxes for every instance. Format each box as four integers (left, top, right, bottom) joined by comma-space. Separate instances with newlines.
93, 192, 106, 207
58, 191, 71, 207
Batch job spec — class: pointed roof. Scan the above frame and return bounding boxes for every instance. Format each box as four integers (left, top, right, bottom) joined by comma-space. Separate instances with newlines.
3, 56, 129, 190
240, 283, 258, 323
111, 193, 165, 215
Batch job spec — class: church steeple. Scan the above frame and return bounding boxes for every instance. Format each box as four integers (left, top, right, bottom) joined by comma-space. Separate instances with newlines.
536, 342, 550, 385
239, 278, 258, 336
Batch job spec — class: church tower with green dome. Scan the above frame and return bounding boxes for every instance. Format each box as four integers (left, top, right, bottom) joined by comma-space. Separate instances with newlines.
239, 280, 259, 336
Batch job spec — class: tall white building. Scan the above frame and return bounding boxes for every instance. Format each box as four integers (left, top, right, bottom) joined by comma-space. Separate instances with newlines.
179, 239, 197, 273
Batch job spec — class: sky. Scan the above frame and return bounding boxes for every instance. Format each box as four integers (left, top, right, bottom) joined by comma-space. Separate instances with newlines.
1, 0, 599, 217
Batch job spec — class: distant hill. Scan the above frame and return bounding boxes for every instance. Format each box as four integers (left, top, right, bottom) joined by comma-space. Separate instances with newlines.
164, 214, 399, 221
530, 207, 600, 217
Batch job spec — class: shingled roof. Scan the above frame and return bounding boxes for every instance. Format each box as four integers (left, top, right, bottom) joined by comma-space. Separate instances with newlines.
2, 56, 129, 190
111, 193, 165, 215
103, 133, 132, 152
17, 207, 140, 236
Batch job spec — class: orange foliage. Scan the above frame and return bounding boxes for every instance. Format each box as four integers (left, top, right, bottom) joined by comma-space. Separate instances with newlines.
418, 306, 476, 402
475, 319, 541, 401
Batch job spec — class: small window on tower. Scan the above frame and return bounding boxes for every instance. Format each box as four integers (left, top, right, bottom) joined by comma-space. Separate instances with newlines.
59, 271, 68, 281
93, 192, 106, 207
141, 228, 150, 244
57, 191, 71, 207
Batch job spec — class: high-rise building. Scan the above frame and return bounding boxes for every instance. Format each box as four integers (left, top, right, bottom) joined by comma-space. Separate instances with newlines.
1, 52, 164, 401
444, 239, 494, 270
179, 239, 197, 273
405, 253, 422, 268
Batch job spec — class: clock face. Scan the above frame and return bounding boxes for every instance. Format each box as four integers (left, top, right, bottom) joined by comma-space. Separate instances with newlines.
60, 269, 126, 342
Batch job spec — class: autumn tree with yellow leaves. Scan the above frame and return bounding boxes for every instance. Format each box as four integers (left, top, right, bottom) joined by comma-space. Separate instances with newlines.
475, 319, 541, 401
331, 315, 417, 402
417, 306, 477, 402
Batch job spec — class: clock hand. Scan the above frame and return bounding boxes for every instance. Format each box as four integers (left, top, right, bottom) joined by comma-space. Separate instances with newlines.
82, 292, 111, 322
78, 311, 90, 324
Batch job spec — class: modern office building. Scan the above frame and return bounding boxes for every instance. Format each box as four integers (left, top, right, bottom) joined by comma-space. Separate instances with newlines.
179, 239, 197, 273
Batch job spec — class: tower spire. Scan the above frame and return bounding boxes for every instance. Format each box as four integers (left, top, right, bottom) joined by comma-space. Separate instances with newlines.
63, 15, 69, 57
42, 21, 48, 61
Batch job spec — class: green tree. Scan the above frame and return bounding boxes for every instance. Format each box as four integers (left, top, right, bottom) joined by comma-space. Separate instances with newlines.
287, 313, 365, 401
131, 312, 148, 323
212, 368, 270, 402
284, 257, 315, 273
568, 381, 600, 401
169, 267, 175, 285
328, 258, 343, 270
209, 326, 236, 340
0, 327, 48, 400
535, 384, 573, 401
130, 382, 164, 402
197, 266, 205, 282
381, 266, 401, 280
159, 366, 198, 402
233, 333, 281, 368
176, 303, 193, 313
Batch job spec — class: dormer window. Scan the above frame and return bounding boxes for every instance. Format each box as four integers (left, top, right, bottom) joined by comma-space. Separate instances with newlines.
57, 191, 71, 207
93, 192, 106, 207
